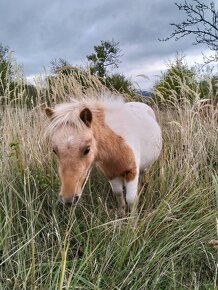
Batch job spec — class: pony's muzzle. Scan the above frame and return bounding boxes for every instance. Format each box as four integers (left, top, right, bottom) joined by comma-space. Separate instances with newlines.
59, 195, 80, 207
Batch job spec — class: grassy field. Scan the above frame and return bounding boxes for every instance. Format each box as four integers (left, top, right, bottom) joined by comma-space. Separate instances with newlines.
0, 73, 217, 289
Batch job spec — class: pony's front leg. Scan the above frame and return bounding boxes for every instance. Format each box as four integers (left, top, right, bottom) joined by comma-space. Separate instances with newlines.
125, 173, 139, 212
109, 177, 125, 214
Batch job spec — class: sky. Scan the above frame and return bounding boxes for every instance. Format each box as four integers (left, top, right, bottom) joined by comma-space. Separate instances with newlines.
0, 0, 213, 90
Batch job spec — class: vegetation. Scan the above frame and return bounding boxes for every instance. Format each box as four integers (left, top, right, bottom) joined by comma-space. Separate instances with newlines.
105, 73, 135, 95
50, 40, 135, 95
0, 69, 217, 289
86, 40, 122, 78
162, 0, 218, 64
152, 55, 218, 106
0, 43, 14, 96
199, 74, 218, 100
152, 56, 197, 105
0, 43, 38, 108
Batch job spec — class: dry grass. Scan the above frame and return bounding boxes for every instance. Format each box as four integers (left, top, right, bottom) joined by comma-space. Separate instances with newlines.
0, 72, 217, 289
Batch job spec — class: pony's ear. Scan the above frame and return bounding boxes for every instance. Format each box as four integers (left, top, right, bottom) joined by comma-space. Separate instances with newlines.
45, 107, 54, 118
80, 108, 92, 127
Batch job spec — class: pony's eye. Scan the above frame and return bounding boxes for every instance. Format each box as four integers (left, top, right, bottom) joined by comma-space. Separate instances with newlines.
83, 147, 90, 156
53, 149, 57, 155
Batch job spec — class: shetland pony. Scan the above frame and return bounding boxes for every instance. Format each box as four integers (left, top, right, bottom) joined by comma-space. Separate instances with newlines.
45, 98, 162, 212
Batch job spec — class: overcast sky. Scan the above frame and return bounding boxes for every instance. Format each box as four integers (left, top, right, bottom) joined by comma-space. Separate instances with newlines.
0, 0, 212, 89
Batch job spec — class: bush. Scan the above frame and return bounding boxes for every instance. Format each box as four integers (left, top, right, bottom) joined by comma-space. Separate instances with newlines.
153, 56, 198, 106
105, 73, 135, 95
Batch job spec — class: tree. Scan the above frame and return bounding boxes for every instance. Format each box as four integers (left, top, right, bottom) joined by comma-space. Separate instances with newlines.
0, 43, 13, 96
162, 0, 218, 63
49, 41, 135, 96
86, 40, 122, 78
50, 58, 73, 75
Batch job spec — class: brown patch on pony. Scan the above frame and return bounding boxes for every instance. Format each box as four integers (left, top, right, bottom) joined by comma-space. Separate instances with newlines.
92, 108, 137, 182
125, 167, 137, 182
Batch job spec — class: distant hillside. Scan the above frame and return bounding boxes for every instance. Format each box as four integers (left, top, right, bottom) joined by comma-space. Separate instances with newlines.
136, 90, 151, 97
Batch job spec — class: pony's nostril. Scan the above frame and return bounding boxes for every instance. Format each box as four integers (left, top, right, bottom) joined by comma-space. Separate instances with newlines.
59, 195, 72, 206
59, 195, 80, 206
65, 200, 73, 207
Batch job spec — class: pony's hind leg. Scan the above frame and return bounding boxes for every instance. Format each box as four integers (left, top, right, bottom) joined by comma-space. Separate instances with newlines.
109, 177, 125, 214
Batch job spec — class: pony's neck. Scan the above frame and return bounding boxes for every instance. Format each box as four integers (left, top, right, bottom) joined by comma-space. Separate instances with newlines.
92, 108, 119, 162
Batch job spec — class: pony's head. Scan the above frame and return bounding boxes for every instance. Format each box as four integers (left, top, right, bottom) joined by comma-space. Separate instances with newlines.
45, 102, 97, 206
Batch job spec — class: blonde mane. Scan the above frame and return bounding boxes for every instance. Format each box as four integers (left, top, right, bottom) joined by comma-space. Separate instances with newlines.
46, 96, 124, 136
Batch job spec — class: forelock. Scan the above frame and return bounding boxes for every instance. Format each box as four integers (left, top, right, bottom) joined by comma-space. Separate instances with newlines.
46, 101, 87, 137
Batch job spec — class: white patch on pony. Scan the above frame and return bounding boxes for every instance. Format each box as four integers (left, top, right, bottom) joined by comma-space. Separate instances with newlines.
125, 175, 139, 209
109, 177, 123, 193
104, 101, 162, 172
67, 136, 76, 144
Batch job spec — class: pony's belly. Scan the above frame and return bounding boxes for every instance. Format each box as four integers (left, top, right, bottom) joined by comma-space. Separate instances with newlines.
127, 121, 162, 171
139, 147, 161, 171
138, 127, 162, 170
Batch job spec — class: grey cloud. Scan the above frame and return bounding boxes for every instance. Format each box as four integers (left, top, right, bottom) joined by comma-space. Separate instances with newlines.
0, 0, 208, 87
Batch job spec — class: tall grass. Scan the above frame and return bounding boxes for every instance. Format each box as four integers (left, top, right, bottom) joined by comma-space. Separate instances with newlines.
0, 72, 217, 289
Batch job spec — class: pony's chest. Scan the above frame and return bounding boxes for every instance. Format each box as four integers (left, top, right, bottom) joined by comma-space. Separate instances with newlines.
95, 143, 136, 181
96, 159, 125, 180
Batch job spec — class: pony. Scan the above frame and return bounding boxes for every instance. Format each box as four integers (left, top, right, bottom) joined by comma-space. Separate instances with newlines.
45, 97, 162, 213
